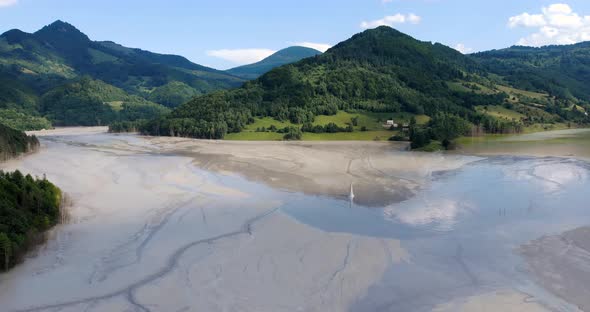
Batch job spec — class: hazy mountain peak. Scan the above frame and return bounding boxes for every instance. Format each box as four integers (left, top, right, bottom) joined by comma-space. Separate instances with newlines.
267, 46, 321, 61
226, 46, 322, 79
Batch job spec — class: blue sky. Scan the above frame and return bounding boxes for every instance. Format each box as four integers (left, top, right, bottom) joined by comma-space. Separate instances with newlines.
2, 0, 590, 69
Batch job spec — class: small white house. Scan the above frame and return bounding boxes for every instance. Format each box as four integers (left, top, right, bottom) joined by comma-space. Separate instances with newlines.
383, 120, 398, 129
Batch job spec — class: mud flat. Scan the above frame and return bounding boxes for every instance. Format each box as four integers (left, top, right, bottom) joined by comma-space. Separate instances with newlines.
148, 137, 478, 206
1, 128, 590, 312
432, 290, 550, 312
520, 227, 590, 311
0, 129, 411, 312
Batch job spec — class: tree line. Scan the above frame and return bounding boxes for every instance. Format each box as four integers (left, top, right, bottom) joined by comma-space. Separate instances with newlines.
0, 170, 62, 271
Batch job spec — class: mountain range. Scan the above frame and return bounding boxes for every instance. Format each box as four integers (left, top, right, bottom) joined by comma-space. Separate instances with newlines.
0, 21, 330, 130
0, 21, 243, 96
1, 21, 589, 143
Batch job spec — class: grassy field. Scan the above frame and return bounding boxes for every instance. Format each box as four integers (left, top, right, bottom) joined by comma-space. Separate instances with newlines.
242, 117, 295, 131
523, 122, 572, 133
568, 104, 588, 114
225, 131, 284, 140
229, 111, 427, 141
475, 105, 525, 120
318, 111, 429, 127
496, 85, 548, 101
414, 141, 443, 152
302, 130, 396, 141
447, 81, 497, 95
226, 130, 396, 141
106, 101, 124, 111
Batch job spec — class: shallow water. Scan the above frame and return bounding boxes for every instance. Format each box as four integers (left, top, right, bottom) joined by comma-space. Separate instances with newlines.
1, 129, 589, 311
283, 156, 590, 311
457, 128, 590, 160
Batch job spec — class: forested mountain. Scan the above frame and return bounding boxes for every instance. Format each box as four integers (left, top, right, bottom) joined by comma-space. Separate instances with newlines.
0, 20, 244, 95
40, 77, 170, 126
147, 81, 201, 108
0, 20, 244, 128
0, 123, 39, 161
0, 71, 52, 130
472, 43, 590, 101
141, 26, 589, 143
226, 46, 322, 79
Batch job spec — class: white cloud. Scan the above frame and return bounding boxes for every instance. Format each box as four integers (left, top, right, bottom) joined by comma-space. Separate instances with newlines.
206, 49, 276, 65
384, 199, 472, 230
0, 0, 18, 7
294, 42, 332, 52
360, 13, 422, 29
508, 13, 546, 28
508, 3, 590, 46
407, 13, 422, 24
454, 43, 473, 54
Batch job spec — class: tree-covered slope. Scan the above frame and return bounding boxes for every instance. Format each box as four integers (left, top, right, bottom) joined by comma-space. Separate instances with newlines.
0, 71, 39, 112
141, 26, 589, 141
141, 27, 491, 138
472, 42, 590, 101
226, 46, 322, 79
0, 21, 244, 128
147, 81, 201, 108
40, 77, 170, 126
0, 71, 51, 130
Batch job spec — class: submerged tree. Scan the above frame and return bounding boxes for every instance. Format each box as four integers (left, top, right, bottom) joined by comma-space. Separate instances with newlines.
0, 233, 11, 271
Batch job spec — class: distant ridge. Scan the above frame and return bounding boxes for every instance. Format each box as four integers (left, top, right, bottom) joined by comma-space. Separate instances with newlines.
226, 46, 322, 79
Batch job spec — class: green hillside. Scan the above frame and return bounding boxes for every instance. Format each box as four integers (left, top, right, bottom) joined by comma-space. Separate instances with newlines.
226, 46, 322, 79
0, 20, 245, 128
40, 77, 170, 126
139, 26, 589, 146
147, 81, 201, 108
472, 43, 590, 103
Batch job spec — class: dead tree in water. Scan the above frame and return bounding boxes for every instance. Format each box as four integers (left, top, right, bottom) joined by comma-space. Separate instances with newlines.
0, 232, 11, 271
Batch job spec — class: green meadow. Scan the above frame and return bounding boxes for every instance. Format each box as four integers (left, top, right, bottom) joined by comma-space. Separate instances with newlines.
226, 111, 429, 141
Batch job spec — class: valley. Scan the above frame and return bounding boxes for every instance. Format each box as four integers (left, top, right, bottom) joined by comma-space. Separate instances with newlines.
2, 3, 590, 311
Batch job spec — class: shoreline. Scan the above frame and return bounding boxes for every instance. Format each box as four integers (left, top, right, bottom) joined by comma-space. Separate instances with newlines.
0, 172, 64, 272
454, 128, 590, 161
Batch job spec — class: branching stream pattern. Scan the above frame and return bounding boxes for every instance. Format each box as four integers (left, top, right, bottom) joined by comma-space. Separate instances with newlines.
15, 207, 279, 312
